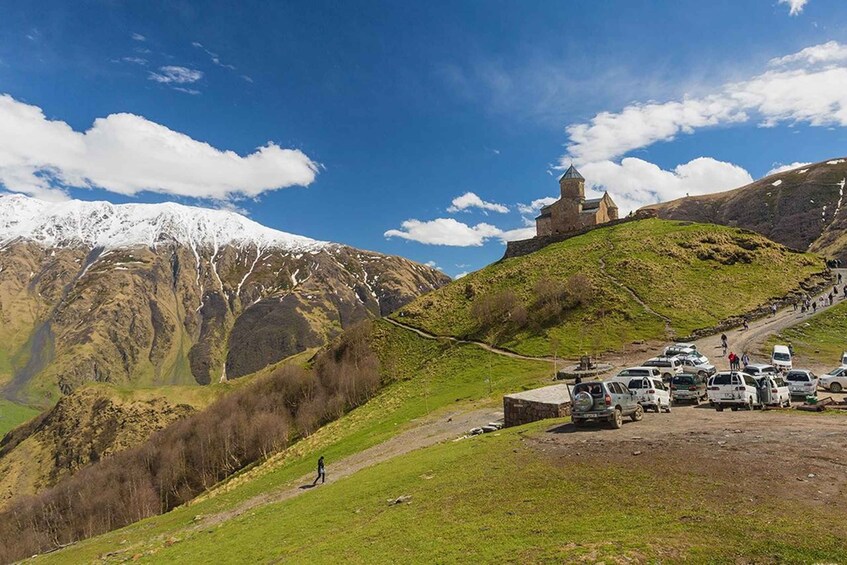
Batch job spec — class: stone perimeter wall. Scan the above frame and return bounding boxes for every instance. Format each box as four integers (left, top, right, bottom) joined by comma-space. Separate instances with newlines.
503, 210, 657, 260
503, 397, 571, 428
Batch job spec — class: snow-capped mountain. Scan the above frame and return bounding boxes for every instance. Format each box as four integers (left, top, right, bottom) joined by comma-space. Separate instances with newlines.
0, 195, 449, 405
0, 194, 326, 251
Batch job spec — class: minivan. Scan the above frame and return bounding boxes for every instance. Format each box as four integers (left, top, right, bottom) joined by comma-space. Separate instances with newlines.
772, 345, 792, 372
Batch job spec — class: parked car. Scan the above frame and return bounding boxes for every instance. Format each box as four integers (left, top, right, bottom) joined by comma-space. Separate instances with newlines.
755, 374, 791, 407
785, 369, 818, 398
707, 371, 761, 411
771, 345, 793, 372
742, 364, 777, 379
571, 381, 643, 429
819, 366, 847, 393
670, 374, 707, 404
677, 354, 716, 378
643, 356, 684, 381
621, 375, 672, 413
664, 343, 697, 357
842, 352, 847, 366
612, 367, 663, 381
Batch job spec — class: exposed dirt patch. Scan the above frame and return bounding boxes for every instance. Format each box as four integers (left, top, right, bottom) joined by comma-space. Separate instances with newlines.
530, 406, 847, 511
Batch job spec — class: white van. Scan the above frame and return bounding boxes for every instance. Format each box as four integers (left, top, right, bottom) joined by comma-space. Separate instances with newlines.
707, 371, 761, 411
612, 370, 671, 413
771, 345, 792, 372
841, 351, 847, 366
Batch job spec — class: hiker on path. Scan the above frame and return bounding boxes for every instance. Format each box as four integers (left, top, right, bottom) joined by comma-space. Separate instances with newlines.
742, 352, 750, 367
771, 303, 778, 317
721, 334, 728, 355
729, 352, 738, 371
742, 319, 749, 331
813, 301, 817, 313
313, 456, 326, 485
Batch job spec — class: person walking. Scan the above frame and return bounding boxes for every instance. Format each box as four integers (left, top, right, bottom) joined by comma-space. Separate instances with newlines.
741, 352, 750, 368
721, 334, 728, 355
812, 301, 817, 313
313, 455, 326, 486
742, 318, 749, 331
771, 303, 778, 317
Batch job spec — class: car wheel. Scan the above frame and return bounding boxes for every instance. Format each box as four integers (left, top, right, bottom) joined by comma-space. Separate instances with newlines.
611, 408, 623, 429
663, 372, 671, 381
665, 403, 672, 413
573, 419, 585, 428
831, 382, 843, 393
730, 406, 738, 411
748, 399, 754, 411
693, 396, 700, 405
716, 405, 724, 412
631, 404, 644, 422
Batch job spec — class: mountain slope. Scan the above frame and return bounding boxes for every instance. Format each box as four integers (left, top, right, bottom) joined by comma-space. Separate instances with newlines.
394, 218, 825, 356
643, 157, 847, 260
0, 194, 448, 405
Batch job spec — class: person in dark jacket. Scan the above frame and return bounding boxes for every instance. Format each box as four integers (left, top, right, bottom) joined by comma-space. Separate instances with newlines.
313, 456, 326, 485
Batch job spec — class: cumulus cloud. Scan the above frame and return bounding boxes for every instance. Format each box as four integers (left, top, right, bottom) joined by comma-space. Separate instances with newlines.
765, 161, 812, 176
778, 0, 809, 16
517, 196, 558, 215
580, 157, 754, 213
769, 41, 847, 66
384, 218, 502, 246
384, 217, 536, 246
0, 94, 318, 200
564, 41, 847, 164
447, 191, 509, 213
148, 66, 203, 84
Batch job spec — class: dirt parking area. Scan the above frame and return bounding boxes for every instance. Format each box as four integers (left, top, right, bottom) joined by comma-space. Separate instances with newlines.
531, 404, 847, 509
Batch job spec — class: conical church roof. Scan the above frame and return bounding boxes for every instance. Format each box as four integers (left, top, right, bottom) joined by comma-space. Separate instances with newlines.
560, 165, 584, 180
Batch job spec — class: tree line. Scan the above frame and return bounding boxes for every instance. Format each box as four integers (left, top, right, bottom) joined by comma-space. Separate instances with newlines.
0, 322, 380, 564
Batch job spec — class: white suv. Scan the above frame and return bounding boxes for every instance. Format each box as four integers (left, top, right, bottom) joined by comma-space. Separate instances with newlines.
785, 370, 818, 398
618, 375, 672, 413
643, 356, 683, 382
707, 371, 761, 411
819, 366, 847, 393
755, 374, 791, 408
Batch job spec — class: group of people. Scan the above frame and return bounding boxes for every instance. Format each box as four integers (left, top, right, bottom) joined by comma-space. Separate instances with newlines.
727, 350, 750, 371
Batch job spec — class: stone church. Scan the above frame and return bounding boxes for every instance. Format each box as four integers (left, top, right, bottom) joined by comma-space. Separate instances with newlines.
535, 165, 619, 237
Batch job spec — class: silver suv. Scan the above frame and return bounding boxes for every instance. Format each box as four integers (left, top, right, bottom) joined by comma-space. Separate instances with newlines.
571, 381, 643, 429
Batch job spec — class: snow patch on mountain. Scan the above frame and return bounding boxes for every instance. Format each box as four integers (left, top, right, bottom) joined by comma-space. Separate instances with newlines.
0, 194, 328, 251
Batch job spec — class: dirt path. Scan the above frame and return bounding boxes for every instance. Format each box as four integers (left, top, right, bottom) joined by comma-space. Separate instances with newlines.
192, 406, 503, 530
384, 317, 554, 361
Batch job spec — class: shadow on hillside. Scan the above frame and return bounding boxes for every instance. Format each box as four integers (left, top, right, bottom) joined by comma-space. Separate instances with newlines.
299, 484, 318, 490
545, 421, 638, 434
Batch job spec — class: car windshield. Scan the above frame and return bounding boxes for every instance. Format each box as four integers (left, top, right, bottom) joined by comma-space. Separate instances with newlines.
712, 374, 733, 385
827, 368, 844, 376
786, 372, 808, 382
672, 375, 695, 385
627, 379, 647, 389
575, 384, 605, 396
773, 353, 791, 361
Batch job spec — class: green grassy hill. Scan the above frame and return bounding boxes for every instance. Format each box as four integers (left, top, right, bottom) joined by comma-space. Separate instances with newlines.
396, 219, 823, 356
13, 219, 834, 564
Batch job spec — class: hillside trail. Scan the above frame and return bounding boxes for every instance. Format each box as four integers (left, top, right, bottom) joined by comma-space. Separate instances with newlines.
180, 269, 846, 540
383, 316, 555, 361
191, 405, 503, 531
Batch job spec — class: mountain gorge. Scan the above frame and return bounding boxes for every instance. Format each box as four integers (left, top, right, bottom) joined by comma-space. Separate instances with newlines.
0, 195, 448, 406
644, 157, 847, 261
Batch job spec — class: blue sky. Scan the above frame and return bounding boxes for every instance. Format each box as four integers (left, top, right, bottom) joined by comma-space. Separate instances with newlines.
1, 0, 847, 277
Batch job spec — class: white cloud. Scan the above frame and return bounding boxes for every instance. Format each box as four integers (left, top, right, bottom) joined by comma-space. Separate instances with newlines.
192, 41, 237, 71
564, 41, 847, 164
765, 161, 812, 176
121, 57, 147, 66
497, 226, 536, 242
131, 33, 146, 41
454, 271, 469, 279
769, 41, 847, 66
0, 94, 318, 200
778, 0, 809, 16
148, 66, 203, 84
384, 218, 502, 246
447, 191, 509, 213
173, 87, 201, 95
580, 157, 754, 213
517, 196, 558, 215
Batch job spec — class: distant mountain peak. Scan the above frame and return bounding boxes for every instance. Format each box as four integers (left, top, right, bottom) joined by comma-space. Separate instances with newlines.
0, 193, 328, 251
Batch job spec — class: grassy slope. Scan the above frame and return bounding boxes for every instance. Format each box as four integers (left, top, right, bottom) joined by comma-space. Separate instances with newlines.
396, 219, 821, 357
48, 419, 847, 564
765, 299, 847, 366
0, 398, 40, 437
42, 321, 552, 562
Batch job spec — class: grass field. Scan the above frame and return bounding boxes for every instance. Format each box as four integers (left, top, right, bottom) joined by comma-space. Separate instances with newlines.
44, 417, 847, 564
0, 398, 39, 437
765, 298, 847, 366
396, 219, 822, 357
